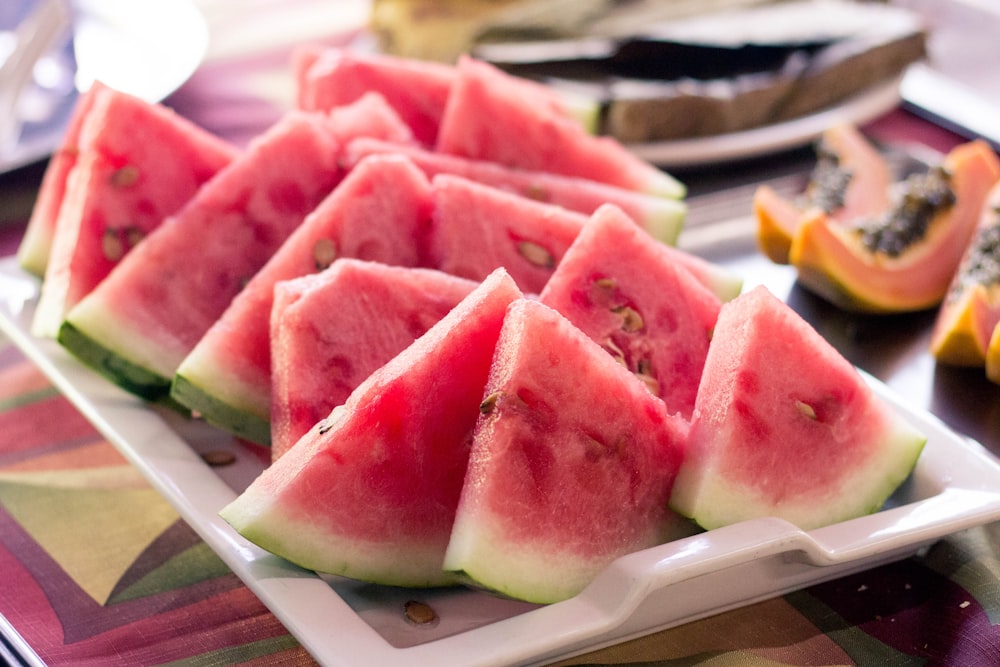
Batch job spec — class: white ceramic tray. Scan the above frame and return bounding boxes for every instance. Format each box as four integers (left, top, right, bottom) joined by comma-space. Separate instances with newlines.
4, 253, 1000, 667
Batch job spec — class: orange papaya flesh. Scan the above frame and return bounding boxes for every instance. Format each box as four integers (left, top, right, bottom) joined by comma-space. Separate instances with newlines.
931, 182, 1000, 366
754, 184, 804, 264
815, 122, 892, 221
788, 140, 1000, 314
753, 124, 891, 264
986, 321, 1000, 384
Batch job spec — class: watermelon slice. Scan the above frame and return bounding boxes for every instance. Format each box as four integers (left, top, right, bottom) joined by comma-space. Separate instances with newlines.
429, 174, 587, 294
669, 286, 927, 531
269, 259, 478, 460
297, 47, 456, 146
171, 154, 435, 445
17, 82, 104, 277
219, 268, 524, 587
344, 137, 687, 244
443, 298, 691, 604
58, 110, 344, 401
298, 49, 599, 147
539, 204, 723, 419
30, 85, 239, 338
436, 56, 685, 199
318, 90, 416, 146
291, 44, 324, 109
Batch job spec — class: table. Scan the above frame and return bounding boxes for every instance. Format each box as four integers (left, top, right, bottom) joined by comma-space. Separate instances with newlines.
3, 1, 1000, 665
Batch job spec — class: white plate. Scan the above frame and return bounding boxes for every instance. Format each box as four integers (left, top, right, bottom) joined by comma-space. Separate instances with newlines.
0, 0, 208, 174
629, 77, 904, 168
3, 253, 1000, 667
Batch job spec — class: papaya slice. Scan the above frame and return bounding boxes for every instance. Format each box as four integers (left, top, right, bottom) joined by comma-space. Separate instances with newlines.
788, 140, 1000, 314
986, 321, 1000, 384
754, 123, 891, 264
930, 181, 1000, 366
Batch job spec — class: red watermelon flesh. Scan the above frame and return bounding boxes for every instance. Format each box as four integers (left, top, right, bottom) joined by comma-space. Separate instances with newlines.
443, 298, 691, 604
436, 56, 685, 199
670, 286, 926, 531
291, 44, 324, 109
171, 154, 435, 446
429, 173, 587, 294
323, 90, 415, 146
219, 269, 523, 587
270, 259, 478, 461
344, 137, 687, 244
539, 204, 723, 419
17, 82, 104, 277
30, 86, 239, 338
297, 47, 455, 146
58, 111, 344, 400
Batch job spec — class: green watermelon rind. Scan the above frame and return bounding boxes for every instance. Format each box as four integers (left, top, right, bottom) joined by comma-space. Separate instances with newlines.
57, 319, 171, 401
443, 513, 604, 604
171, 372, 271, 446
669, 410, 927, 531
220, 484, 461, 588
644, 203, 686, 245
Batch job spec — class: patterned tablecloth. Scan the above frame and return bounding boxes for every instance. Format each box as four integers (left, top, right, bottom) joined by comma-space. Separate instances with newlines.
2, 337, 999, 665
3, 1, 1000, 664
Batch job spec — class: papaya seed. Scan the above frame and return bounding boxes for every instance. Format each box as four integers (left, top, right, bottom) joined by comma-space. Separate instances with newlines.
857, 166, 956, 257
808, 144, 852, 213
950, 209, 1000, 298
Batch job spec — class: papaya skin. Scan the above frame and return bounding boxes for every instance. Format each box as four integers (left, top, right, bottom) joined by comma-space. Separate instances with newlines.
753, 124, 891, 264
754, 184, 802, 264
986, 322, 1000, 384
931, 284, 1000, 366
931, 181, 1000, 366
789, 140, 1000, 314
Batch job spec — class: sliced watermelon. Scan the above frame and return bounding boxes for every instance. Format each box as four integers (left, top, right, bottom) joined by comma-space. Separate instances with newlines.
30, 86, 239, 338
270, 259, 478, 460
321, 90, 415, 146
429, 174, 587, 294
297, 47, 455, 146
17, 82, 104, 277
539, 204, 723, 419
291, 44, 324, 109
172, 154, 435, 445
443, 298, 690, 603
436, 56, 685, 199
669, 286, 926, 531
344, 137, 687, 244
219, 269, 524, 587
58, 111, 344, 401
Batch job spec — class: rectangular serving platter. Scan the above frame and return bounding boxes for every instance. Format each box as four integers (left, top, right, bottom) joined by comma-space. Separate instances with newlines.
4, 235, 1000, 666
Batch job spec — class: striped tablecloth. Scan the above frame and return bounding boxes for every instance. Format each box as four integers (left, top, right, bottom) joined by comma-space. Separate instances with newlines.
1, 273, 998, 666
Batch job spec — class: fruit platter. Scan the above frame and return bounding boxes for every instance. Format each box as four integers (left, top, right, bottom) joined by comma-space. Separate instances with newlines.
4, 39, 1000, 666
3, 233, 1000, 666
